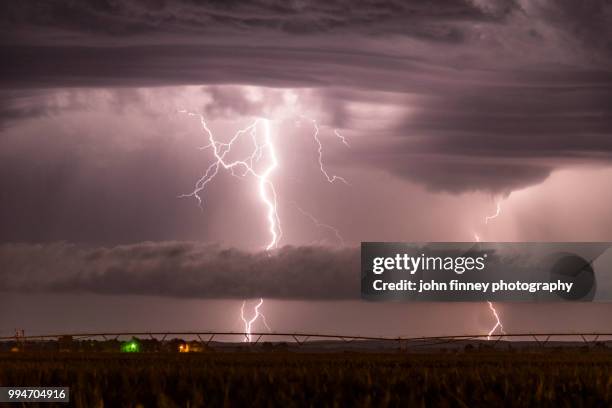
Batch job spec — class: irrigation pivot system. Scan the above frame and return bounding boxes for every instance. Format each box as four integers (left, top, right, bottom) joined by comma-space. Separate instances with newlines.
2, 332, 611, 349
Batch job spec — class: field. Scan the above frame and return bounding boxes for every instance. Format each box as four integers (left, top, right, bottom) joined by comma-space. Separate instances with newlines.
0, 349, 611, 407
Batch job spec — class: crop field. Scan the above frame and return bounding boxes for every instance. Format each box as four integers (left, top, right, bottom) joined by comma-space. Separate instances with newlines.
0, 349, 611, 407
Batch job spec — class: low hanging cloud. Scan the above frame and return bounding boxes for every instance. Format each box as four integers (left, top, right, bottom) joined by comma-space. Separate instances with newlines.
0, 242, 360, 299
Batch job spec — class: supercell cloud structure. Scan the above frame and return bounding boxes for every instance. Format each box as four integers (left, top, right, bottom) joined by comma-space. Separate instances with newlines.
1, 0, 611, 193
0, 1, 612, 304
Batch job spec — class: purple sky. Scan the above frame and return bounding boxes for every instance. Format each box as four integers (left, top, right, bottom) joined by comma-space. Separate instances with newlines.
1, 0, 611, 337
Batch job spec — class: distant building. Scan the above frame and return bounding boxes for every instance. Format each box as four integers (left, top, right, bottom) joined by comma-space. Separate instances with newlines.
178, 341, 209, 353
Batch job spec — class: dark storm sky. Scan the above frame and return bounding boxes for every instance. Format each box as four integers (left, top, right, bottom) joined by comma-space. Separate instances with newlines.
0, 1, 611, 335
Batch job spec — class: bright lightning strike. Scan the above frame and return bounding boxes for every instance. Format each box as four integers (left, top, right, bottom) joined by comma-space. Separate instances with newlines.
240, 298, 270, 343
486, 301, 505, 340
473, 201, 506, 340
294, 204, 345, 246
179, 111, 281, 251
181, 110, 350, 343
307, 118, 349, 185
180, 111, 279, 342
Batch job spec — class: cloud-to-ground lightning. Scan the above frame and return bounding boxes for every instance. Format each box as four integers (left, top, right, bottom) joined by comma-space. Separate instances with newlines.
180, 111, 279, 341
294, 203, 345, 246
181, 110, 349, 342
486, 301, 505, 340
241, 298, 271, 343
473, 201, 506, 339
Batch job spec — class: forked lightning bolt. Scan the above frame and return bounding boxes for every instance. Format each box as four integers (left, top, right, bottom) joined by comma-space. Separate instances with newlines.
179, 111, 281, 251
486, 301, 504, 340
474, 200, 506, 339
306, 118, 349, 184
241, 298, 271, 343
181, 110, 349, 342
180, 111, 278, 341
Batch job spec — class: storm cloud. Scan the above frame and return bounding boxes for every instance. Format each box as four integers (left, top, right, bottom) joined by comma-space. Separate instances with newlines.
1, 1, 611, 193
0, 242, 359, 299
0, 0, 612, 193
0, 0, 610, 238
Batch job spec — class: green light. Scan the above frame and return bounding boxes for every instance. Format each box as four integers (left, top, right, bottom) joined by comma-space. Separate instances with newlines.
120, 339, 141, 353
